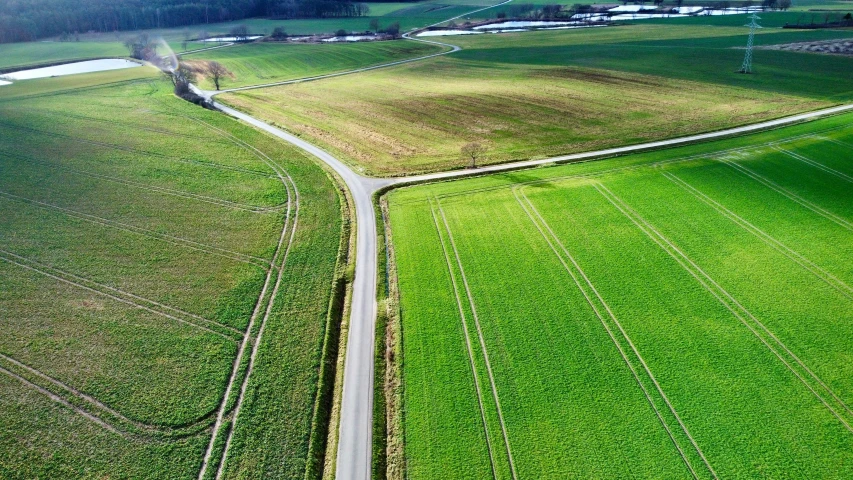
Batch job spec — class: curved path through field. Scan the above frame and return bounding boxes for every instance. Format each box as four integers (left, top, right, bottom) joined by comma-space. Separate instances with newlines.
193, 9, 853, 480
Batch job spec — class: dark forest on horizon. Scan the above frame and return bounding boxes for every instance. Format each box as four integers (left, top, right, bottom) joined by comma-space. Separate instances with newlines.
0, 0, 412, 43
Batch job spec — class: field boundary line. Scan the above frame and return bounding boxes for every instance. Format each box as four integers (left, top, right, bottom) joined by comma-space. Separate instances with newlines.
436, 200, 519, 480
0, 190, 271, 269
718, 159, 853, 233
0, 249, 240, 340
513, 188, 713, 480
0, 149, 287, 213
0, 363, 120, 435
0, 121, 279, 179
0, 353, 215, 436
594, 183, 853, 433
662, 171, 853, 302
428, 200, 500, 480
772, 146, 853, 184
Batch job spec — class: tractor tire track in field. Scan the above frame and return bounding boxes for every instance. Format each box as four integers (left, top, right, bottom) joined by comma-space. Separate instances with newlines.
773, 146, 853, 184
0, 353, 216, 438
0, 121, 278, 179
513, 188, 715, 480
824, 137, 853, 152
0, 190, 271, 269
594, 183, 853, 433
435, 200, 519, 480
662, 171, 853, 302
719, 159, 853, 233
194, 118, 301, 480
0, 249, 240, 340
429, 200, 501, 480
0, 364, 120, 434
0, 149, 287, 213
18, 106, 238, 143
0, 248, 239, 335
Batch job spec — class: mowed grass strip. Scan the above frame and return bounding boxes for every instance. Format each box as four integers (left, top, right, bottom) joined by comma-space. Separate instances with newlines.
388, 113, 853, 478
186, 40, 445, 90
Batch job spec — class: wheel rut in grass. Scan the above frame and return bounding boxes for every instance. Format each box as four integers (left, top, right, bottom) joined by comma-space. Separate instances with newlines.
594, 183, 853, 433
513, 187, 716, 480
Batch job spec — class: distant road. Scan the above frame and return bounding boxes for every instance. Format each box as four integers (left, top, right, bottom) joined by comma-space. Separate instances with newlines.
196, 7, 853, 479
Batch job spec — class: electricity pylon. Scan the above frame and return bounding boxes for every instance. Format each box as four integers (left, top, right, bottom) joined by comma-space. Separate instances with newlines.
739, 13, 762, 74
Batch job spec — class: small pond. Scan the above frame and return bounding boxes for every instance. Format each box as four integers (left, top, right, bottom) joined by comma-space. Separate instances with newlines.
475, 20, 577, 29
322, 35, 378, 42
0, 59, 142, 82
201, 36, 263, 42
417, 30, 484, 37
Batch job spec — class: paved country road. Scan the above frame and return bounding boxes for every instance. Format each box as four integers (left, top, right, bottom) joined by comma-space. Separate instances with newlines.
193, 12, 853, 480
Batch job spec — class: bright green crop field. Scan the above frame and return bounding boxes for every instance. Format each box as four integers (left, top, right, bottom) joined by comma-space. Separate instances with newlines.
0, 70, 344, 479
185, 40, 444, 90
386, 111, 853, 479
222, 23, 853, 175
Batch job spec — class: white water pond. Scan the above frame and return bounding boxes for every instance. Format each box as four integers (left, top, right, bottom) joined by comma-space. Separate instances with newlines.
322, 35, 377, 42
0, 59, 142, 82
610, 13, 687, 20
474, 20, 577, 29
417, 30, 484, 37
201, 35, 263, 42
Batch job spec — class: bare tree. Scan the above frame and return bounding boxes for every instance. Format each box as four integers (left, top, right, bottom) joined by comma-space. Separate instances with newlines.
207, 61, 230, 90
461, 142, 486, 168
164, 62, 197, 95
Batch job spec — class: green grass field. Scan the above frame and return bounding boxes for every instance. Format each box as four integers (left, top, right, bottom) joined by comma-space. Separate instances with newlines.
0, 41, 129, 70
185, 40, 444, 90
386, 110, 853, 479
0, 70, 344, 479
221, 23, 853, 175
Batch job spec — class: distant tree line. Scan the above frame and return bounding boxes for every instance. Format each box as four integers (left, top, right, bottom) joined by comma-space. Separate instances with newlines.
0, 0, 376, 43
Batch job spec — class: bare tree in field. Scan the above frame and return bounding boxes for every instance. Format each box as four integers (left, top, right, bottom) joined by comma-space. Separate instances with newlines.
461, 142, 486, 168
207, 61, 230, 90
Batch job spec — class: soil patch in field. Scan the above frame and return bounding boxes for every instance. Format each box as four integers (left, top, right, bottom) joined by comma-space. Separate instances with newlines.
764, 39, 853, 56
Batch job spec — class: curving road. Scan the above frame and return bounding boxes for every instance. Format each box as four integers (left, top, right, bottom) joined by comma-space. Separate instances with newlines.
193, 10, 853, 480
